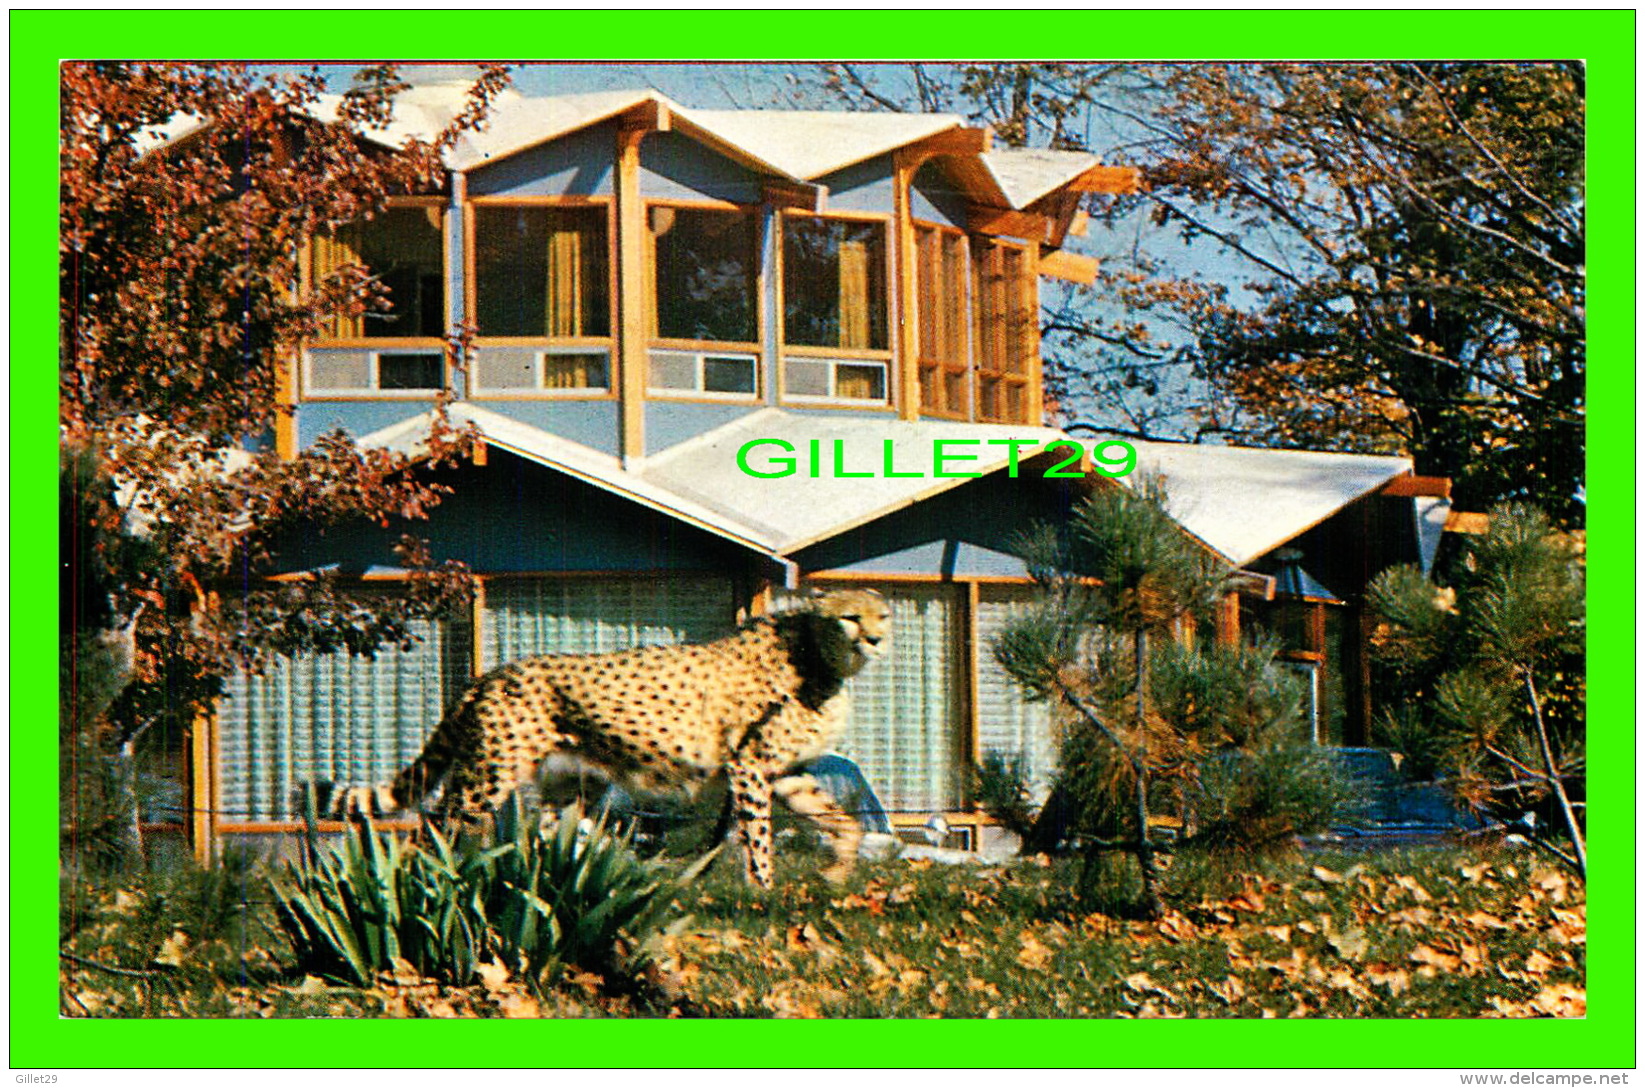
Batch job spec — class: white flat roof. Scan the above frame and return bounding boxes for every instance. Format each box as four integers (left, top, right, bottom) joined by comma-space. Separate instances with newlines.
359, 409, 1414, 571
1098, 438, 1413, 565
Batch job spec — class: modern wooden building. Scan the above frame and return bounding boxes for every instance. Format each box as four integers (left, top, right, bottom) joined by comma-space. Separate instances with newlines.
186, 89, 1451, 857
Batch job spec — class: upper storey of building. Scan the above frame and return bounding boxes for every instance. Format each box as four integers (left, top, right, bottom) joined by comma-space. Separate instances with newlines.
288, 89, 1138, 461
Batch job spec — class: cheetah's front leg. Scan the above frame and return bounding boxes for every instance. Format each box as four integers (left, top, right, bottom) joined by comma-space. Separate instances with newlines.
774, 774, 861, 884
727, 762, 776, 888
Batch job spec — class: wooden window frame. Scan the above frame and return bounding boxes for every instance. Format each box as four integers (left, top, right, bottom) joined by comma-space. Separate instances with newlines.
644, 198, 766, 404
913, 220, 972, 421
300, 347, 450, 401
299, 196, 451, 401
465, 195, 618, 401
775, 208, 895, 409
970, 235, 1040, 425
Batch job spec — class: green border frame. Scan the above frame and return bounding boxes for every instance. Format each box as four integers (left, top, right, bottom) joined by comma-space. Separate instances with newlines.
13, 9, 1634, 1070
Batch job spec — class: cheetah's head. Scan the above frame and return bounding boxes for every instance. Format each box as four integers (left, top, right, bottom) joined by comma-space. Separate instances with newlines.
807, 588, 892, 678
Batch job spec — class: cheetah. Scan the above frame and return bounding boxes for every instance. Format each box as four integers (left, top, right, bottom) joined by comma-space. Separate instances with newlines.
337, 588, 891, 888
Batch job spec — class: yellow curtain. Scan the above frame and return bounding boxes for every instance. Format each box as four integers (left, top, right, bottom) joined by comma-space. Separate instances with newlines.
835, 364, 878, 400
838, 237, 870, 349
312, 228, 363, 339
545, 219, 585, 338
543, 354, 593, 389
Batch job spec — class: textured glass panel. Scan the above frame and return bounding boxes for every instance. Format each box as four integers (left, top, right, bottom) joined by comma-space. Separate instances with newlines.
307, 351, 371, 391
976, 586, 1059, 804
648, 350, 698, 390
784, 358, 832, 397
474, 350, 539, 390
217, 618, 469, 822
480, 576, 736, 668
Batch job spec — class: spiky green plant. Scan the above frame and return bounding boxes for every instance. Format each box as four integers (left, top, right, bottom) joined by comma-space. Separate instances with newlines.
270, 798, 686, 990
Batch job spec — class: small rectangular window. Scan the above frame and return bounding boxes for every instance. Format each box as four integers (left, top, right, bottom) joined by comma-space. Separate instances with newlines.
378, 352, 444, 391
305, 350, 443, 395
782, 357, 888, 404
648, 350, 758, 398
702, 355, 757, 394
469, 349, 611, 394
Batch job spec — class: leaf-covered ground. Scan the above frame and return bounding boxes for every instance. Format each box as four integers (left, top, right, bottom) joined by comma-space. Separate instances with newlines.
59, 845, 1584, 1019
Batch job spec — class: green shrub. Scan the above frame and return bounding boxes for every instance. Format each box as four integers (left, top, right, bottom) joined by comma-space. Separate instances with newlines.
271, 799, 684, 989
1187, 742, 1358, 853
970, 750, 1038, 841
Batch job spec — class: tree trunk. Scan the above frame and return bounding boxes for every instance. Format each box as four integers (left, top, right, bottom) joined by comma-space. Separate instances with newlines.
1524, 668, 1586, 878
1132, 625, 1162, 918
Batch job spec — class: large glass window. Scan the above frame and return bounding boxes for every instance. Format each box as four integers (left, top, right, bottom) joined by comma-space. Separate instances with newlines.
916, 225, 970, 418
312, 205, 445, 341
474, 205, 610, 338
651, 206, 759, 344
217, 616, 470, 823
782, 216, 888, 351
972, 238, 1036, 424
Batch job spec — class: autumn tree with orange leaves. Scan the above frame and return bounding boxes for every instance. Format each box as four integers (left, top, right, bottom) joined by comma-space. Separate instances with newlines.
60, 62, 507, 866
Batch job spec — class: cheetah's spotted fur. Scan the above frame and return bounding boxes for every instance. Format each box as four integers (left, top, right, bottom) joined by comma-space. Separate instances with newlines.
340, 589, 891, 887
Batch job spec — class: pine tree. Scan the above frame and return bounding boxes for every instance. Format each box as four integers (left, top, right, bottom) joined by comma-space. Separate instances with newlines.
994, 478, 1349, 916
1369, 505, 1586, 874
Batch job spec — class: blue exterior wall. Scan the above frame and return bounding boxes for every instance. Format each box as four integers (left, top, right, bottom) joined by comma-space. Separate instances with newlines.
466, 123, 616, 198
645, 400, 761, 453
297, 401, 441, 449
911, 161, 969, 230
271, 450, 767, 576
792, 471, 1081, 577
640, 132, 764, 204
473, 399, 622, 455
818, 158, 896, 213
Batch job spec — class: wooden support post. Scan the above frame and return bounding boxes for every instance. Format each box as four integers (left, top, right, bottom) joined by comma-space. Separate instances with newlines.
964, 579, 982, 771
892, 150, 921, 420
1215, 591, 1241, 647
470, 575, 487, 679
1023, 242, 1043, 426
189, 709, 216, 865
615, 122, 650, 463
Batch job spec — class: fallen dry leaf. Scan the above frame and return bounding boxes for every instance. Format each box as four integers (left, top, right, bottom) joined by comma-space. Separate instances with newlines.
1311, 865, 1345, 884
1328, 926, 1370, 963
1409, 944, 1462, 972
151, 930, 189, 969
1366, 962, 1411, 996
1017, 932, 1054, 971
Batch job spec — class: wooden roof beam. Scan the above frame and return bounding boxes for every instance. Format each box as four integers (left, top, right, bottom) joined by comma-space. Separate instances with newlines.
764, 177, 827, 212
1068, 165, 1143, 195
1380, 473, 1453, 498
966, 204, 1054, 245
618, 98, 671, 134
1038, 249, 1099, 285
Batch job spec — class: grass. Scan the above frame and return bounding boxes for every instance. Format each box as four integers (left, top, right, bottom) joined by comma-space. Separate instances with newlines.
58, 838, 1585, 1019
